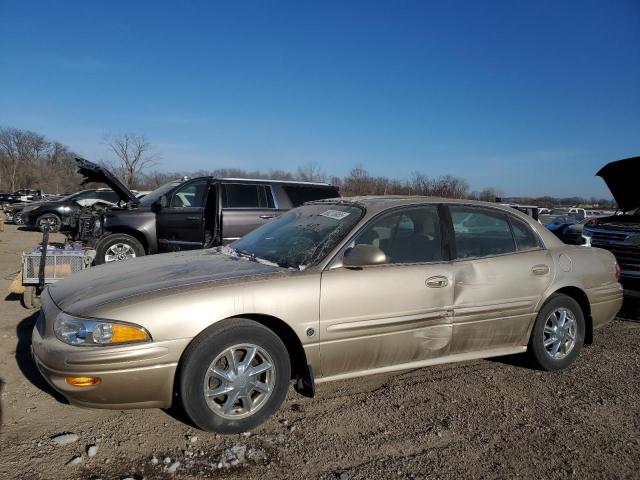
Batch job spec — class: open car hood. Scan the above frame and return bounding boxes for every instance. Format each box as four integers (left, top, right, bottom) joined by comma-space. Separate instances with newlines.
596, 156, 640, 213
76, 158, 140, 205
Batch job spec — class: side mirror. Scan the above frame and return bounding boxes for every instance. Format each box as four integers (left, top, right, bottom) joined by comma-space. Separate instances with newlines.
342, 244, 387, 268
151, 195, 167, 213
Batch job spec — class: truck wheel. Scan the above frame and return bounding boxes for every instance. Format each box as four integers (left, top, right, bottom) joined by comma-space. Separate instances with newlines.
21, 286, 41, 309
95, 234, 145, 264
36, 213, 61, 233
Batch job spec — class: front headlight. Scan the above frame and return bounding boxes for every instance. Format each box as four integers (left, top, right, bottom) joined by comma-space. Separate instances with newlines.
54, 313, 151, 346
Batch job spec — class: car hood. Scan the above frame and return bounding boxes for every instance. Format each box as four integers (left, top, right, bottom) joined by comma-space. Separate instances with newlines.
76, 158, 140, 205
596, 156, 640, 213
48, 249, 285, 315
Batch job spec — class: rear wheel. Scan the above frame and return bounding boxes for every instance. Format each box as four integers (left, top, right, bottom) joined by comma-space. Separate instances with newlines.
179, 319, 291, 433
36, 213, 61, 233
95, 234, 145, 264
528, 293, 585, 371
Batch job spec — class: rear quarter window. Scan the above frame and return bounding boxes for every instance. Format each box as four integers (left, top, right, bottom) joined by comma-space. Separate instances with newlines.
510, 216, 542, 250
282, 185, 339, 207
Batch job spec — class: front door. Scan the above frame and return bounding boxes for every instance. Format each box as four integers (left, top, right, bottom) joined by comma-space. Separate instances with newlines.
157, 178, 211, 251
319, 205, 455, 378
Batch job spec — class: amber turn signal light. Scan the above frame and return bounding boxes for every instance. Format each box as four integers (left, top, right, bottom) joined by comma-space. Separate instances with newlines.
65, 376, 101, 387
110, 324, 149, 343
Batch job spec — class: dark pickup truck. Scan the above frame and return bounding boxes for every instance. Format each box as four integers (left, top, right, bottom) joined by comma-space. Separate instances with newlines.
70, 159, 340, 264
583, 156, 640, 281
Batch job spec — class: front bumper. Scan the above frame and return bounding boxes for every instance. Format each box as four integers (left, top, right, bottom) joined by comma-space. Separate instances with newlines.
31, 292, 191, 409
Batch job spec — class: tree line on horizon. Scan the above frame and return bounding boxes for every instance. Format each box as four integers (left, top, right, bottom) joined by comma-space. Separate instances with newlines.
0, 126, 616, 208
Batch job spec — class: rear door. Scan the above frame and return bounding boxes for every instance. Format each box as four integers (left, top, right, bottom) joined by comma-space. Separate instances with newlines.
157, 178, 210, 251
447, 205, 554, 353
220, 183, 280, 242
319, 205, 455, 378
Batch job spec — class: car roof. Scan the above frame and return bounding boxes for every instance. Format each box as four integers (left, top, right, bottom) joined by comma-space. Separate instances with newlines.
217, 177, 333, 187
309, 195, 524, 215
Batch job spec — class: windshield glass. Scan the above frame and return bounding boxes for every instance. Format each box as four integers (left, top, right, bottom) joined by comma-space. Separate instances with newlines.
139, 181, 182, 206
230, 203, 364, 269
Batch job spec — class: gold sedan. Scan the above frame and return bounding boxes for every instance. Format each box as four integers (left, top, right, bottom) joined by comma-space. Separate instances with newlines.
32, 197, 623, 433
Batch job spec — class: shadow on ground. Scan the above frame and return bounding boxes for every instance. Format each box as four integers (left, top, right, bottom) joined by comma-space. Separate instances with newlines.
15, 311, 68, 404
4, 292, 20, 303
619, 293, 640, 322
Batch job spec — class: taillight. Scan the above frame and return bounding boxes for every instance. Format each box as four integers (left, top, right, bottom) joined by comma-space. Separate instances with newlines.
615, 262, 621, 281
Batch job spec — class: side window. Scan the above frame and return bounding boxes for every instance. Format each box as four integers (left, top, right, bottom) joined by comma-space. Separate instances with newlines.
450, 206, 516, 259
222, 184, 274, 208
170, 180, 208, 208
355, 206, 443, 264
75, 191, 96, 200
283, 185, 339, 206
510, 216, 542, 250
99, 191, 119, 203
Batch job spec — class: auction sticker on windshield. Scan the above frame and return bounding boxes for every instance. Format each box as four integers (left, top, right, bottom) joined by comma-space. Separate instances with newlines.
320, 210, 351, 220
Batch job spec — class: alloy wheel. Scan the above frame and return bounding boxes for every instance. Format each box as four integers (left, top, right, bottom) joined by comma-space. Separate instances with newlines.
203, 344, 275, 419
543, 307, 577, 360
104, 243, 137, 262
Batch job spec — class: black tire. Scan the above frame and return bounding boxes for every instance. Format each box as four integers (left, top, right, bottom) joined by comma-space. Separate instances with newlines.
21, 286, 41, 309
95, 233, 145, 265
36, 213, 61, 233
179, 319, 291, 433
528, 293, 585, 371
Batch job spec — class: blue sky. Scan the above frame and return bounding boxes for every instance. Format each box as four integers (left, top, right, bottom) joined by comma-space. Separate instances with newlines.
1, 1, 638, 198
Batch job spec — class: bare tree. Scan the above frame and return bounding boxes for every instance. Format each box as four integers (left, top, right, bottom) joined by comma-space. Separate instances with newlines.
0, 127, 49, 191
104, 133, 158, 188
297, 162, 326, 182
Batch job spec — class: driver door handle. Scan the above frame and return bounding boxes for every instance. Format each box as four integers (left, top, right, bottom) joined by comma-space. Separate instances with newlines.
426, 276, 449, 288
259, 215, 275, 219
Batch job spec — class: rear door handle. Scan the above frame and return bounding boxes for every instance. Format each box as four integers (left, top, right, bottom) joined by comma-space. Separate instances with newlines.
426, 276, 449, 288
259, 215, 275, 219
186, 216, 200, 221
531, 264, 550, 276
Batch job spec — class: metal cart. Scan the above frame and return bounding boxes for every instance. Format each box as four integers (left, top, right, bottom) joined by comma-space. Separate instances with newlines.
19, 225, 95, 308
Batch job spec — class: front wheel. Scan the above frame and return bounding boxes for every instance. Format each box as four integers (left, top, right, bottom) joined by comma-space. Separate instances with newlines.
179, 319, 291, 433
95, 233, 145, 264
527, 293, 585, 371
36, 213, 61, 233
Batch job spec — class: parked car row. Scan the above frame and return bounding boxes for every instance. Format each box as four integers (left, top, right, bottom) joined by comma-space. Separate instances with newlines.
0, 188, 45, 206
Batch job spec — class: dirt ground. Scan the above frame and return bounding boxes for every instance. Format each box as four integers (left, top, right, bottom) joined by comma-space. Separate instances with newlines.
0, 224, 638, 480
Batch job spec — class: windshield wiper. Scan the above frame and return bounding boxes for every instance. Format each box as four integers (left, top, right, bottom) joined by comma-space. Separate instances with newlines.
233, 248, 282, 267
234, 248, 257, 261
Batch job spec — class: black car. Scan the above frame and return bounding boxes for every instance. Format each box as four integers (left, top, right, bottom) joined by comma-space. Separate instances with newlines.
20, 188, 123, 232
583, 156, 640, 281
70, 159, 340, 264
